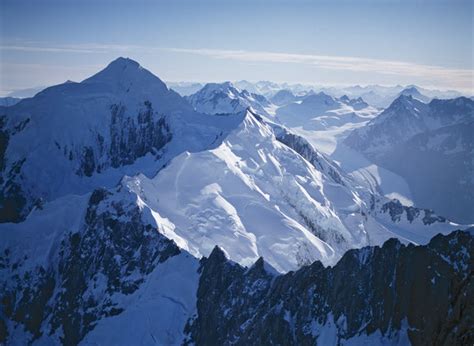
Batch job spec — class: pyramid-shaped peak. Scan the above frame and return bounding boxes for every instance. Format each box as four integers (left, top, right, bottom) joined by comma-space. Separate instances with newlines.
340, 95, 350, 102
401, 86, 421, 94
197, 81, 241, 95
93, 57, 143, 78
82, 57, 169, 91
108, 57, 141, 69
388, 94, 428, 112
392, 93, 413, 105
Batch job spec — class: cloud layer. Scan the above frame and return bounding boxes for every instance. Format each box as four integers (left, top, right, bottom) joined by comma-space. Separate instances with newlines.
1, 43, 472, 91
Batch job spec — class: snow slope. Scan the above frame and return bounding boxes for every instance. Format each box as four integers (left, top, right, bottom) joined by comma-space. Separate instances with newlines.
265, 90, 409, 203
274, 91, 378, 130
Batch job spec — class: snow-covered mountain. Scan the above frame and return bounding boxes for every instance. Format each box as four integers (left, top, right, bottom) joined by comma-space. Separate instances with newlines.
122, 109, 462, 272
1, 57, 471, 345
0, 57, 243, 222
345, 95, 474, 223
186, 82, 272, 116
397, 86, 430, 103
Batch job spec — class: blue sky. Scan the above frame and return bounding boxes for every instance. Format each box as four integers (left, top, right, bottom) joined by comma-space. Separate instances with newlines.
0, 0, 472, 95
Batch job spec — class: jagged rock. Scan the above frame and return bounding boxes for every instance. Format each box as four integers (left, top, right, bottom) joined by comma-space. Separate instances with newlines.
0, 188, 180, 344
185, 230, 474, 345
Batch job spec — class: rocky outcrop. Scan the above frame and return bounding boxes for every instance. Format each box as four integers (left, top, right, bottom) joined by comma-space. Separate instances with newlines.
76, 101, 172, 177
381, 199, 446, 225
185, 230, 474, 345
0, 101, 172, 223
0, 188, 180, 345
0, 115, 32, 223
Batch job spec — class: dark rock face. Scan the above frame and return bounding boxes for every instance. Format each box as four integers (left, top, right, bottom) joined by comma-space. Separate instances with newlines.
76, 101, 172, 177
381, 199, 446, 225
185, 231, 474, 345
0, 100, 172, 223
0, 115, 31, 223
0, 188, 180, 345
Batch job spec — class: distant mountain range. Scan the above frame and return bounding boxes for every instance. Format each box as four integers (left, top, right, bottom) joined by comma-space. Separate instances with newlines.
5, 80, 468, 110
345, 94, 474, 223
228, 81, 467, 108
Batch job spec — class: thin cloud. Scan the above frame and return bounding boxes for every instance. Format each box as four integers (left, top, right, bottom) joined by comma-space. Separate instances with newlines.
1, 43, 472, 90
0, 43, 138, 54
164, 48, 473, 86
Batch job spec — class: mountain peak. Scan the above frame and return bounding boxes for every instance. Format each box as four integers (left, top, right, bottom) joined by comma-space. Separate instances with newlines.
200, 81, 236, 94
94, 57, 142, 78
390, 94, 414, 108
401, 86, 421, 96
206, 246, 228, 265
340, 95, 350, 102
385, 94, 428, 114
108, 57, 141, 69
398, 86, 430, 103
81, 57, 170, 95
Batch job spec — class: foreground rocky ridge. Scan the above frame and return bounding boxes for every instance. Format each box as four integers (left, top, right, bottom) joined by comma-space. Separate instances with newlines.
185, 230, 474, 346
1, 189, 471, 346
0, 187, 184, 344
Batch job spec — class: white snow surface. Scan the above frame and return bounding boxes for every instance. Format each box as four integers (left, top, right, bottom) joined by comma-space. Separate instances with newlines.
124, 112, 343, 272
268, 90, 415, 205
121, 110, 460, 272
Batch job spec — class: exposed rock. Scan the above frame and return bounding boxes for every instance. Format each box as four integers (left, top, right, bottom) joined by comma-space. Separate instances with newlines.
381, 199, 446, 225
185, 230, 474, 345
76, 101, 172, 177
0, 188, 180, 345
